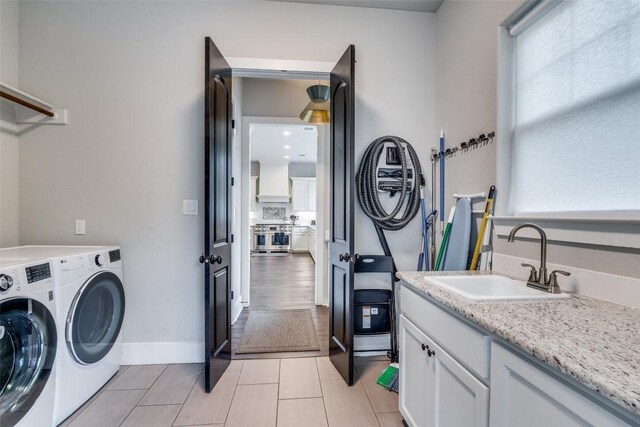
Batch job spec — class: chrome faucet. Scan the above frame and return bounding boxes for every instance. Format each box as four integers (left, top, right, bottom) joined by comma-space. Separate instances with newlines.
507, 223, 570, 294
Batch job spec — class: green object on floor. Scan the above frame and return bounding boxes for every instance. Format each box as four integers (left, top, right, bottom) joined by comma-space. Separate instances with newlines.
376, 363, 399, 393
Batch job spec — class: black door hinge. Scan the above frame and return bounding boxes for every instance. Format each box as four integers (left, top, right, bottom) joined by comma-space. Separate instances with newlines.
231, 291, 234, 300
231, 234, 234, 243
232, 119, 235, 129
231, 177, 235, 186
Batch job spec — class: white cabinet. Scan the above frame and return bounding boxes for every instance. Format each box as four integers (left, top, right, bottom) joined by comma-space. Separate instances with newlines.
490, 343, 631, 427
399, 283, 636, 427
307, 180, 317, 211
400, 315, 489, 427
290, 177, 316, 212
308, 227, 317, 262
250, 176, 258, 211
291, 226, 309, 253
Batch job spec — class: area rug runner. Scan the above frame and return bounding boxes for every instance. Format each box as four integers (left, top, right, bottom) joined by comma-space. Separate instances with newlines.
236, 309, 321, 354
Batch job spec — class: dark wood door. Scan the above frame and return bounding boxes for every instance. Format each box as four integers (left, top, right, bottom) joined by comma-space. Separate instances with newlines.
329, 45, 356, 385
202, 37, 232, 393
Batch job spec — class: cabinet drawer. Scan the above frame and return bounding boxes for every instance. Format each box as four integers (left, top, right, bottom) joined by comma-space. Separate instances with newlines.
400, 284, 491, 379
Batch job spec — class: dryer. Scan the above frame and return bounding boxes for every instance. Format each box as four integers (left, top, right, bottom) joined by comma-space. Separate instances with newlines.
48, 246, 125, 425
0, 254, 57, 427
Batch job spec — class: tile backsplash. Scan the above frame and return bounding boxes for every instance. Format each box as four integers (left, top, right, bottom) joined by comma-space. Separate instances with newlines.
263, 207, 287, 221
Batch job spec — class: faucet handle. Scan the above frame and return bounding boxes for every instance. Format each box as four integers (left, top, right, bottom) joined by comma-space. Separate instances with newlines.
547, 270, 570, 293
520, 263, 538, 282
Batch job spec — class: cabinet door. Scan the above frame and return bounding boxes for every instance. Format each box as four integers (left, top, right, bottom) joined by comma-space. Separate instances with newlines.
429, 331, 489, 427
399, 315, 431, 427
291, 179, 308, 211
308, 179, 317, 211
490, 343, 630, 427
400, 315, 489, 427
308, 229, 316, 261
291, 232, 308, 252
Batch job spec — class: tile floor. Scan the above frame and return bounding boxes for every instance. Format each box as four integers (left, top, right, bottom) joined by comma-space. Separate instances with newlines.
60, 356, 403, 427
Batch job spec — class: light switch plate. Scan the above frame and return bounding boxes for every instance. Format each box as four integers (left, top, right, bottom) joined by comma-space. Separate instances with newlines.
183, 200, 198, 215
75, 220, 86, 235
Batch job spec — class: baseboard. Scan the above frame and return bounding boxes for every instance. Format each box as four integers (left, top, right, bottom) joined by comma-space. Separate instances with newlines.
232, 298, 243, 324
121, 341, 204, 365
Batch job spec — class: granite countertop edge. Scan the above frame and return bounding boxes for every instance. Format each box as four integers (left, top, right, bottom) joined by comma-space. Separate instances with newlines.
396, 270, 640, 418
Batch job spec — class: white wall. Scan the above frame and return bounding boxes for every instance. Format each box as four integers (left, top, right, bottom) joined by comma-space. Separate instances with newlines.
434, 0, 640, 286
0, 0, 20, 248
15, 0, 436, 363
242, 78, 316, 118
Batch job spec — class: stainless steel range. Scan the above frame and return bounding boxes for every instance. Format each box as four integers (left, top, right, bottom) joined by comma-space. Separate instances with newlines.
252, 224, 292, 255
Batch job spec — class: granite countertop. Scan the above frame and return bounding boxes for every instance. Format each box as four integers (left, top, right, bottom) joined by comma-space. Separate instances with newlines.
396, 271, 640, 417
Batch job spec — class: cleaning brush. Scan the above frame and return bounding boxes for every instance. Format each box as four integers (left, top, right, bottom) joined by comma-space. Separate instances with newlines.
376, 363, 399, 393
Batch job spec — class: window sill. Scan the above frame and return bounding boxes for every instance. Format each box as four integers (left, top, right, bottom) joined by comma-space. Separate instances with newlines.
491, 216, 640, 249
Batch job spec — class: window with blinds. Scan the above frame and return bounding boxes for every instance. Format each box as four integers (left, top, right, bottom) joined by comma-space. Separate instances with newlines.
508, 0, 640, 215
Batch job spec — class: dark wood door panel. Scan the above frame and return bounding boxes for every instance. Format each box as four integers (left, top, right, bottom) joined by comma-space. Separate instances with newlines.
328, 45, 355, 385
204, 36, 232, 392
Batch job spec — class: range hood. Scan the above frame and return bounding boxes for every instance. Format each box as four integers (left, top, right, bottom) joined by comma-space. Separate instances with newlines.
257, 162, 290, 203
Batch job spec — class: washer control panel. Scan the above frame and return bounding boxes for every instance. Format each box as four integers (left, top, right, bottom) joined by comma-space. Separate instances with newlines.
0, 262, 53, 295
0, 274, 13, 292
26, 263, 52, 284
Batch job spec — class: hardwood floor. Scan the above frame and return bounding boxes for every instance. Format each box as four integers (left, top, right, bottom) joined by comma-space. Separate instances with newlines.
232, 253, 329, 359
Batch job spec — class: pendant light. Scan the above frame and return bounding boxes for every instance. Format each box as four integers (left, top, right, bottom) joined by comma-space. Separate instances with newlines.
300, 82, 330, 124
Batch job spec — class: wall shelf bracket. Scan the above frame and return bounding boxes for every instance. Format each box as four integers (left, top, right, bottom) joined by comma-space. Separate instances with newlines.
1, 81, 68, 125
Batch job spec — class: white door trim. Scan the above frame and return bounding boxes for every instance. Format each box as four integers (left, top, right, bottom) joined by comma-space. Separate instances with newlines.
228, 57, 332, 80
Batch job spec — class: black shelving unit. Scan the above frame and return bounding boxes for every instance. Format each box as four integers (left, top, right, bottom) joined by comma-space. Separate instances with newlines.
353, 255, 397, 361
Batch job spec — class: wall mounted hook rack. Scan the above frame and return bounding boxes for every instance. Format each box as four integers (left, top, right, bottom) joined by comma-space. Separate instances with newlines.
431, 131, 494, 162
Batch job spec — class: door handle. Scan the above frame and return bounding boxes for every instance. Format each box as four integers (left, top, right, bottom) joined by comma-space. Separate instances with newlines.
199, 253, 208, 264
209, 255, 223, 264
350, 253, 360, 263
339, 253, 351, 262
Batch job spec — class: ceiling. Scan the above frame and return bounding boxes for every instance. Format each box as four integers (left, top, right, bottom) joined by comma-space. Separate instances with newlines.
266, 0, 444, 13
251, 124, 318, 163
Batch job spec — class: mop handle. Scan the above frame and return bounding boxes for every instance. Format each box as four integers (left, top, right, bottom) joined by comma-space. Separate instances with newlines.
435, 206, 455, 271
469, 186, 496, 271
439, 130, 445, 235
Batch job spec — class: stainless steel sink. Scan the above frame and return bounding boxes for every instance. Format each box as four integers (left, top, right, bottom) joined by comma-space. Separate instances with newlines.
427, 275, 570, 301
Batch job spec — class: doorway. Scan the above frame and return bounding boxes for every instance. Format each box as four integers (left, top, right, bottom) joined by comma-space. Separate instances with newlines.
203, 39, 356, 389
231, 81, 330, 359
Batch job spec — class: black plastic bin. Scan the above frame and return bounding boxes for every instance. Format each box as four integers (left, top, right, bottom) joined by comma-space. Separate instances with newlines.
354, 289, 392, 335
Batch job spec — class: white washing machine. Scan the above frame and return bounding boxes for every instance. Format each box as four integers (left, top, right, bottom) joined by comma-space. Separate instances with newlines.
1, 246, 126, 425
0, 253, 57, 427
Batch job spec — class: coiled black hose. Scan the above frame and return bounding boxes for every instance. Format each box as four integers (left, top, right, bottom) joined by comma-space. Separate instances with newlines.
356, 135, 422, 231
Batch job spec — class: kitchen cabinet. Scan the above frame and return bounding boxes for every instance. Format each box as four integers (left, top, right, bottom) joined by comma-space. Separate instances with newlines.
291, 226, 309, 253
399, 315, 489, 427
250, 176, 258, 211
290, 177, 316, 212
308, 180, 316, 211
490, 343, 630, 427
308, 227, 316, 262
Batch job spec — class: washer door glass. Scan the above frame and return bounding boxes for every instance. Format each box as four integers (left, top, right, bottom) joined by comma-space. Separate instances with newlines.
67, 271, 125, 365
0, 298, 57, 427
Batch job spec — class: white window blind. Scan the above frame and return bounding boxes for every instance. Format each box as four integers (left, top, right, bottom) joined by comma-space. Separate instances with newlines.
510, 0, 640, 214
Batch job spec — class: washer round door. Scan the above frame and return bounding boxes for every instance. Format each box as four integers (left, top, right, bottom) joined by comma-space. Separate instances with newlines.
67, 271, 125, 365
0, 298, 57, 427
